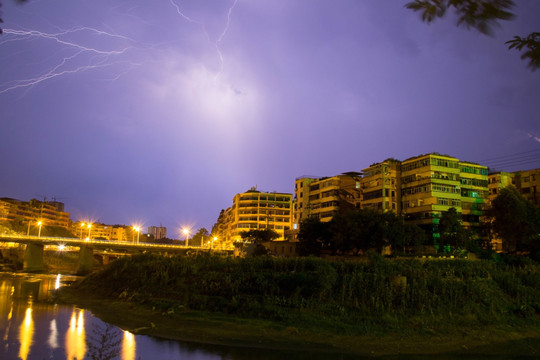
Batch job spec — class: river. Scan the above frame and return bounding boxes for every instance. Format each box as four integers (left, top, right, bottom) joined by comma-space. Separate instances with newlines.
0, 273, 362, 360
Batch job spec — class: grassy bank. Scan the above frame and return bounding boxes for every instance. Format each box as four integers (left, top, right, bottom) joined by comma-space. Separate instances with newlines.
61, 253, 540, 355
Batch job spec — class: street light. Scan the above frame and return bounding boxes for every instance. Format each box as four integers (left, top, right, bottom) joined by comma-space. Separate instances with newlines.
212, 236, 217, 250
37, 221, 42, 238
80, 222, 86, 239
133, 226, 140, 244
87, 224, 92, 240
183, 228, 189, 247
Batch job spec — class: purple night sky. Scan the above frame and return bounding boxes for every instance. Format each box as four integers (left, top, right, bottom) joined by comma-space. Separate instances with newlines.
1, 1, 539, 238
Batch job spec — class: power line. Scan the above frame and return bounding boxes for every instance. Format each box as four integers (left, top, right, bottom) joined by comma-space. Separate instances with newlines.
475, 148, 540, 163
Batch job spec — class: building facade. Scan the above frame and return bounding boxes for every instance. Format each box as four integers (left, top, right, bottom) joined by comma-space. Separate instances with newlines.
360, 159, 401, 213
215, 188, 293, 247
293, 174, 360, 228
148, 226, 167, 240
0, 198, 70, 230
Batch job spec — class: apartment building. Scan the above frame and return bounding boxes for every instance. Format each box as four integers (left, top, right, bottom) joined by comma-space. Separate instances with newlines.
148, 226, 167, 240
487, 171, 515, 205
293, 174, 360, 228
513, 168, 540, 207
400, 154, 489, 238
71, 221, 130, 241
360, 159, 401, 213
218, 188, 293, 244
0, 198, 70, 229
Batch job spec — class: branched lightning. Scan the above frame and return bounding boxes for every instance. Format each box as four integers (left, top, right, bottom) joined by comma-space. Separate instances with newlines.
168, 0, 239, 79
0, 26, 140, 94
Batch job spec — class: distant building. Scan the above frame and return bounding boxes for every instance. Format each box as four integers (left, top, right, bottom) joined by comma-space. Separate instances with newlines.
293, 174, 360, 228
293, 153, 490, 246
513, 168, 540, 207
215, 187, 293, 248
148, 226, 167, 240
0, 198, 70, 230
71, 221, 131, 241
360, 159, 401, 213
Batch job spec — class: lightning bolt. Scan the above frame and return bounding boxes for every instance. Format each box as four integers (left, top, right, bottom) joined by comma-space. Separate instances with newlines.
0, 27, 141, 94
168, 0, 239, 80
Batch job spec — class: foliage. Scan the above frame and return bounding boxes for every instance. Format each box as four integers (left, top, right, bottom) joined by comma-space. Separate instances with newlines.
86, 323, 121, 360
239, 229, 280, 243
506, 32, 540, 71
490, 186, 540, 254
297, 210, 426, 256
76, 254, 540, 332
191, 228, 210, 247
405, 0, 515, 35
296, 217, 331, 256
438, 207, 469, 250
406, 0, 539, 70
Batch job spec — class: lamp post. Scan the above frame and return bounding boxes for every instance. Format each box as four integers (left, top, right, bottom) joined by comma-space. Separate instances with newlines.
37, 221, 42, 238
133, 227, 140, 244
87, 224, 92, 240
183, 228, 189, 247
212, 236, 217, 250
80, 222, 86, 239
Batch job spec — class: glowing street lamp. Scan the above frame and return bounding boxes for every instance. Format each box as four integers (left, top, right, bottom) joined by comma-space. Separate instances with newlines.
80, 222, 86, 239
212, 236, 217, 250
87, 224, 92, 240
183, 228, 189, 247
37, 221, 43, 238
133, 226, 141, 244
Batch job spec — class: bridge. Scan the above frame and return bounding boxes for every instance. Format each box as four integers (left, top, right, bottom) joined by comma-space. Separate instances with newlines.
0, 234, 232, 273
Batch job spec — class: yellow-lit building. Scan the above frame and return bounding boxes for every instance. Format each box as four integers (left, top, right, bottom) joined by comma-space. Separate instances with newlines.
360, 159, 401, 213
487, 171, 515, 205
0, 198, 70, 229
293, 174, 360, 228
459, 162, 489, 230
71, 221, 130, 241
220, 187, 293, 245
514, 168, 540, 207
399, 154, 488, 239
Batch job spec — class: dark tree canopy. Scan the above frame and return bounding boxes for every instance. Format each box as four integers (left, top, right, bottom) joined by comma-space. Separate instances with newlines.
491, 186, 540, 253
239, 229, 280, 244
438, 207, 469, 249
506, 32, 540, 71
406, 0, 539, 70
297, 210, 426, 256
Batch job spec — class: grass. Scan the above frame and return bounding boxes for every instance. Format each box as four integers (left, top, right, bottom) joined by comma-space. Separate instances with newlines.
57, 253, 540, 356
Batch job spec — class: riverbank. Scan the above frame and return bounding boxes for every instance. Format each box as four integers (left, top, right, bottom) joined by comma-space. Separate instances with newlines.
57, 288, 540, 357
57, 254, 540, 357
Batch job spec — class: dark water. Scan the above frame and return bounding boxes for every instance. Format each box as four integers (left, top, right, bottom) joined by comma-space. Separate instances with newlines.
0, 273, 362, 360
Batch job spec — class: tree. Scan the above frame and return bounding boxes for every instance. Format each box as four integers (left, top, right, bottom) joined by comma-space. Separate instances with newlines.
191, 228, 210, 247
406, 0, 540, 70
238, 229, 279, 257
297, 217, 331, 256
491, 186, 540, 253
239, 229, 280, 244
438, 207, 469, 251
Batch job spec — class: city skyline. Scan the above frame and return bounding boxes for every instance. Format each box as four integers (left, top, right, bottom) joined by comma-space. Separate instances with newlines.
1, 1, 539, 235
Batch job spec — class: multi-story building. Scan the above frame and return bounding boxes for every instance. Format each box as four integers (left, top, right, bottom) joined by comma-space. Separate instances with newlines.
513, 168, 540, 207
148, 226, 167, 240
400, 154, 488, 239
293, 174, 360, 228
220, 187, 293, 245
71, 221, 131, 241
459, 161, 489, 231
0, 198, 70, 229
360, 159, 401, 213
487, 171, 515, 205
400, 154, 462, 233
